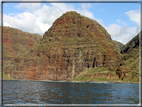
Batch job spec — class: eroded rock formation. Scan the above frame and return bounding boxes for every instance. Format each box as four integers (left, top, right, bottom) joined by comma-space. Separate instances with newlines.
116, 64, 130, 80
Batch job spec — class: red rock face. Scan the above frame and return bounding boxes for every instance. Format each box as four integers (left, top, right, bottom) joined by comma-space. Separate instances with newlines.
3, 28, 16, 57
3, 11, 122, 81
115, 43, 118, 46
3, 26, 42, 57
3, 26, 42, 80
3, 29, 11, 44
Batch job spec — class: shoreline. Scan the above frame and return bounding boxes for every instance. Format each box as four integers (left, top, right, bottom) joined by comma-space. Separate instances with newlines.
2, 79, 140, 84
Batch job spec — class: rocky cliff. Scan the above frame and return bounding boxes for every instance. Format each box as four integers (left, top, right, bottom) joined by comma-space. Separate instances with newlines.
2, 26, 42, 79
3, 11, 122, 81
113, 40, 124, 52
3, 26, 42, 58
73, 31, 141, 82
121, 32, 139, 54
117, 31, 141, 82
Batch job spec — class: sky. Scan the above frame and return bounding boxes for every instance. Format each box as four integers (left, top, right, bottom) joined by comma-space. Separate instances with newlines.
1, 0, 141, 44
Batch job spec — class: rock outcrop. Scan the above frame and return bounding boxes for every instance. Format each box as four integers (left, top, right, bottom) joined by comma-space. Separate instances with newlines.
3, 11, 122, 81
116, 64, 130, 80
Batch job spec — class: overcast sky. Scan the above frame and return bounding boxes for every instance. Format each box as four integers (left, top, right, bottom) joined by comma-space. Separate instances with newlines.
2, 0, 141, 44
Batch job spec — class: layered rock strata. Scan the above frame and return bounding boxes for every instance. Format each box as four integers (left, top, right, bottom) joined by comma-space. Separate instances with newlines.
3, 11, 122, 80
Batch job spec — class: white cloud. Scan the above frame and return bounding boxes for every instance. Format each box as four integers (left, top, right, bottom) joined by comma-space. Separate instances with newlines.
3, 3, 140, 44
3, 22, 10, 27
14, 0, 42, 11
105, 24, 121, 36
125, 9, 140, 33
15, 3, 41, 10
3, 12, 49, 34
105, 24, 137, 44
116, 19, 128, 25
4, 3, 74, 35
103, 9, 140, 44
125, 9, 140, 26
4, 3, 96, 36
33, 3, 74, 25
77, 9, 95, 19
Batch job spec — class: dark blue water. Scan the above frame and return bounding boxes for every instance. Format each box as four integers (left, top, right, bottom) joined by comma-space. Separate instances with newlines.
2, 80, 139, 104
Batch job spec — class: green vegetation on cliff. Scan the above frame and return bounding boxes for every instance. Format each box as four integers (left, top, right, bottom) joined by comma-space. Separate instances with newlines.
2, 11, 140, 82
116, 32, 140, 82
71, 67, 121, 82
3, 72, 15, 80
112, 40, 124, 52
71, 27, 140, 83
3, 26, 42, 58
3, 26, 42, 79
121, 32, 140, 54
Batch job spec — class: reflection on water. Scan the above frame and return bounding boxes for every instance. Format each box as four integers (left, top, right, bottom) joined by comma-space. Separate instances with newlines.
3, 80, 139, 104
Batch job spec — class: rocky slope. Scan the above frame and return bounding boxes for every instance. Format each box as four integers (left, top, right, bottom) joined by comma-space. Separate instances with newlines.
112, 40, 124, 52
3, 11, 122, 81
3, 26, 42, 57
118, 31, 140, 82
121, 32, 139, 54
72, 32, 140, 82
2, 26, 42, 79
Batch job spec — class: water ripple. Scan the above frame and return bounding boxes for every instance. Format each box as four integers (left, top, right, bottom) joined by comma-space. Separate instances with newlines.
2, 80, 139, 104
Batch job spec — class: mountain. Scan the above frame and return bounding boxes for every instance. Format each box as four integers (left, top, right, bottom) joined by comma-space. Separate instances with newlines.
3, 26, 42, 57
121, 32, 139, 54
2, 26, 42, 79
117, 31, 140, 82
3, 11, 122, 81
112, 40, 124, 52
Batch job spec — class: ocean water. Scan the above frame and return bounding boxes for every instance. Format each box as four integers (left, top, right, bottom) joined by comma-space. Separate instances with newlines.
2, 80, 139, 105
